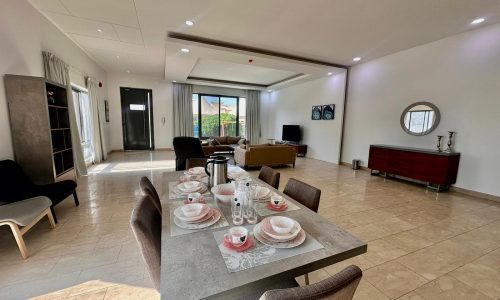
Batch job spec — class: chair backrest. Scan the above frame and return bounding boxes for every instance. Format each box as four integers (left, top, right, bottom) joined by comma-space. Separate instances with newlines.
130, 194, 162, 291
172, 137, 206, 171
283, 178, 321, 213
258, 166, 280, 190
0, 160, 35, 203
140, 177, 161, 215
186, 158, 208, 170
260, 265, 362, 300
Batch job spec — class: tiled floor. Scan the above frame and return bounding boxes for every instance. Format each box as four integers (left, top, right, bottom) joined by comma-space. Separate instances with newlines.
0, 150, 499, 299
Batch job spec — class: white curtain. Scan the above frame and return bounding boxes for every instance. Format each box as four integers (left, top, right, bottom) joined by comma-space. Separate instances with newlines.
173, 83, 194, 136
42, 51, 88, 176
246, 90, 261, 145
86, 77, 106, 163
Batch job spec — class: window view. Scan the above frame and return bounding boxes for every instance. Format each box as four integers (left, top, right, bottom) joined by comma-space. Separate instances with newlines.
192, 94, 246, 138
72, 88, 93, 163
405, 110, 435, 133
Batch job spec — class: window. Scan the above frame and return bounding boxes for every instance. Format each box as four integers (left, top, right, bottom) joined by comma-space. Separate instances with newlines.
72, 88, 93, 162
192, 94, 246, 138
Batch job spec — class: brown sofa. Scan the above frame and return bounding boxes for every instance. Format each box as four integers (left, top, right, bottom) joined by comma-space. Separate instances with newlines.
234, 144, 296, 169
202, 136, 247, 156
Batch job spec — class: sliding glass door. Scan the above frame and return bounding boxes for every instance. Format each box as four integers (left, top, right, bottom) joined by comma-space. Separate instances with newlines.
192, 94, 246, 138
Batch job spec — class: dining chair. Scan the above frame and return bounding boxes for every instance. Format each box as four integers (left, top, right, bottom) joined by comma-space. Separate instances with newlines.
283, 178, 321, 285
186, 158, 208, 170
130, 194, 162, 291
283, 178, 321, 213
258, 166, 280, 189
140, 177, 161, 215
259, 265, 362, 300
173, 136, 207, 171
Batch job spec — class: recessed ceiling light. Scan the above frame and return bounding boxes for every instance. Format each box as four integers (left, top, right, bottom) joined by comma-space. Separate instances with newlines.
267, 90, 272, 92
327, 72, 333, 76
97, 29, 103, 33
181, 48, 190, 53
353, 57, 361, 62
185, 20, 194, 26
172, 80, 177, 83
116, 55, 120, 59
126, 70, 130, 73
471, 18, 485, 25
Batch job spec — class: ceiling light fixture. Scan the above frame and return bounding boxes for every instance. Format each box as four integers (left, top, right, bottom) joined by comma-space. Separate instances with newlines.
471, 18, 485, 25
97, 29, 103, 33
172, 80, 177, 83
181, 48, 190, 53
353, 57, 361, 62
185, 20, 194, 26
327, 72, 333, 76
268, 90, 272, 92
116, 55, 120, 59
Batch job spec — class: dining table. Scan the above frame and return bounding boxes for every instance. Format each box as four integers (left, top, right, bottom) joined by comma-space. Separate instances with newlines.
160, 167, 367, 300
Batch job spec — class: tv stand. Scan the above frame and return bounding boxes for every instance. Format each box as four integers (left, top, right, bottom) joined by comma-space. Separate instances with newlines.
277, 141, 307, 157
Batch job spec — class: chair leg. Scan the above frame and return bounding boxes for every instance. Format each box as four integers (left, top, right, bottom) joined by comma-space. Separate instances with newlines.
7, 223, 28, 259
304, 273, 310, 285
73, 191, 79, 206
46, 208, 56, 229
50, 206, 58, 224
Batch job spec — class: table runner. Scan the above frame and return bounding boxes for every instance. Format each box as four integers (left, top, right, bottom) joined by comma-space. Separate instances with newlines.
213, 224, 324, 273
169, 197, 229, 237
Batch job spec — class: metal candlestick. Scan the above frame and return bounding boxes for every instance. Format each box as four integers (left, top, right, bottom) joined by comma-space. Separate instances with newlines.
436, 135, 444, 152
446, 131, 455, 152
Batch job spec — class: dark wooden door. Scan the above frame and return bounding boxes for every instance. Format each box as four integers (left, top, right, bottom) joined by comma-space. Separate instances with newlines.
120, 87, 154, 150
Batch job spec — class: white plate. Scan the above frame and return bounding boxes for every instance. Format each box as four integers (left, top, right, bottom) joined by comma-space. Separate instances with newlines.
173, 185, 207, 196
254, 223, 306, 248
185, 167, 207, 176
173, 204, 210, 222
177, 181, 204, 192
254, 186, 272, 200
260, 217, 301, 241
174, 209, 221, 230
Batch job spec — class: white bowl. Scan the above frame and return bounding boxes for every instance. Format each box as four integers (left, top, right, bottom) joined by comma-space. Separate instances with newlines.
211, 183, 235, 203
181, 203, 204, 217
270, 216, 295, 234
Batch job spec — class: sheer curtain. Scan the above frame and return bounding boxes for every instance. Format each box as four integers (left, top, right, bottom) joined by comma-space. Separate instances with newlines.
246, 90, 261, 145
42, 51, 87, 176
86, 77, 106, 163
173, 83, 194, 137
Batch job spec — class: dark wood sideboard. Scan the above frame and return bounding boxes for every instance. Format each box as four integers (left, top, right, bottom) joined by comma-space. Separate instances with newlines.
368, 145, 460, 191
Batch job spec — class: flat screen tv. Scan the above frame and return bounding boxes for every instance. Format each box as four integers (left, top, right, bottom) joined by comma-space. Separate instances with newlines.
282, 125, 301, 143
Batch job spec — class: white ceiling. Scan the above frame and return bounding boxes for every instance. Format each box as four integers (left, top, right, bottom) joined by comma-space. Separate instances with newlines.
29, 0, 500, 89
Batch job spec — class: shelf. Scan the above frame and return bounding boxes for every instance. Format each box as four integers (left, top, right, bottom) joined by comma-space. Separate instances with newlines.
48, 104, 68, 109
53, 148, 72, 155
51, 128, 70, 131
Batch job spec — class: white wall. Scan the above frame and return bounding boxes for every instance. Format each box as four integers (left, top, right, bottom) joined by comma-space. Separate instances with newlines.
263, 74, 347, 163
0, 0, 108, 159
343, 23, 500, 196
107, 73, 173, 150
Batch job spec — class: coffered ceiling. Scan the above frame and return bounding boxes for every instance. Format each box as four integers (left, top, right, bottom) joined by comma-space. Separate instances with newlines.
29, 0, 500, 89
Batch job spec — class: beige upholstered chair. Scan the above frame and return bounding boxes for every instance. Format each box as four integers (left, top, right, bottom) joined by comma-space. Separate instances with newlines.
283, 178, 321, 284
140, 176, 161, 215
283, 178, 321, 213
258, 166, 280, 189
186, 158, 208, 170
0, 196, 56, 259
130, 194, 162, 291
260, 265, 362, 300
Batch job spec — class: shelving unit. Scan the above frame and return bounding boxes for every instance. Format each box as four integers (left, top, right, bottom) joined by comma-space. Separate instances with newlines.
4, 75, 76, 184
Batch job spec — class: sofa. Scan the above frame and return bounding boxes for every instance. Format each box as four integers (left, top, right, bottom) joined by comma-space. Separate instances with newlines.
202, 136, 247, 156
234, 144, 296, 168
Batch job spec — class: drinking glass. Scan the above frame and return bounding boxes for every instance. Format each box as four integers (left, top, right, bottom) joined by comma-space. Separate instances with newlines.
231, 200, 244, 225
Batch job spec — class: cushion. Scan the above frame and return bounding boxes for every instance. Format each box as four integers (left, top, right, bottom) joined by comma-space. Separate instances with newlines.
239, 144, 246, 149
237, 138, 246, 145
213, 136, 225, 145
226, 136, 241, 145
0, 196, 52, 226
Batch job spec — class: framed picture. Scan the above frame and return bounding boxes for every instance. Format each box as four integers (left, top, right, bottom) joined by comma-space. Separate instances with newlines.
322, 104, 335, 120
311, 106, 322, 120
105, 100, 110, 122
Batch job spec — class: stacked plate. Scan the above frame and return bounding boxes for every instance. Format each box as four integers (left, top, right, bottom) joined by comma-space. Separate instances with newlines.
254, 186, 272, 201
173, 203, 221, 230
253, 216, 306, 248
172, 180, 208, 196
184, 167, 207, 177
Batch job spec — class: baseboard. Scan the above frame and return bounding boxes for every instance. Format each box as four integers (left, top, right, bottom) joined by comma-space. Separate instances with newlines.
450, 186, 500, 203
108, 148, 173, 153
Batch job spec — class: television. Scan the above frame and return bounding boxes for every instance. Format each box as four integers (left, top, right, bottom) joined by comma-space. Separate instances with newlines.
282, 125, 301, 143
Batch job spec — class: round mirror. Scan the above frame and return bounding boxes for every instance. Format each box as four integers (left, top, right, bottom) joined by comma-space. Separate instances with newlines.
400, 102, 440, 136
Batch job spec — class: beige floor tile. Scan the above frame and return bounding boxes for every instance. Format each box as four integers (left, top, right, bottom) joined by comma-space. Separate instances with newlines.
382, 231, 433, 253
450, 262, 500, 299
67, 288, 107, 300
397, 248, 464, 281
353, 278, 389, 300
363, 239, 408, 266
364, 261, 428, 299
295, 268, 330, 286
324, 254, 375, 275
103, 284, 159, 300
402, 275, 493, 300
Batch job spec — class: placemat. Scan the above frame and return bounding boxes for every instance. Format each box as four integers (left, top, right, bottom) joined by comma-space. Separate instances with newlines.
169, 198, 229, 237
168, 181, 211, 200
213, 224, 324, 273
255, 200, 301, 217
